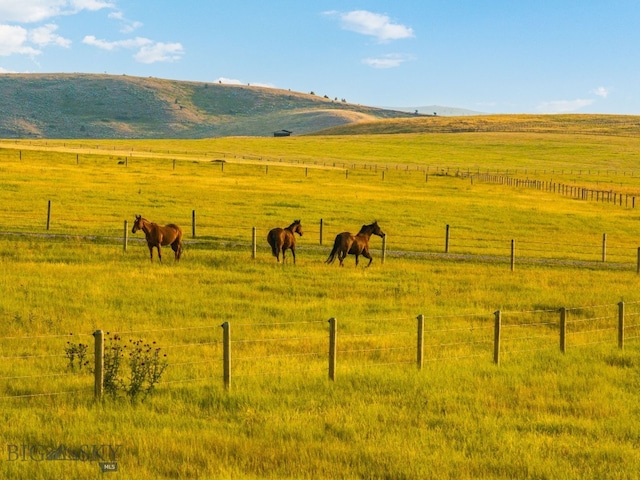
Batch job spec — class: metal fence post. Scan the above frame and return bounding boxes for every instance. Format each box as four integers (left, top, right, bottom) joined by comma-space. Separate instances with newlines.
510, 240, 515, 271
123, 220, 128, 252
46, 200, 51, 230
416, 315, 424, 370
93, 330, 104, 400
445, 224, 450, 253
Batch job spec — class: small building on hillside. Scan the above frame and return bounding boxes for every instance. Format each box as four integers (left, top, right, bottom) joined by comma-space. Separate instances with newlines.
273, 129, 292, 137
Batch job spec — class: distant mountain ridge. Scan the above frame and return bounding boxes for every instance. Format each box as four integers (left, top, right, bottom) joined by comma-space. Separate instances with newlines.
0, 73, 420, 139
382, 105, 484, 116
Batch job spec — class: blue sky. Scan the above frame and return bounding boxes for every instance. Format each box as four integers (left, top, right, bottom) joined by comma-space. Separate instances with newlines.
1, 1, 639, 114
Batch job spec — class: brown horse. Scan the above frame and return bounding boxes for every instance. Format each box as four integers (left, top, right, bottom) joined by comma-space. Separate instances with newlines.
326, 221, 385, 267
131, 215, 183, 262
267, 220, 303, 264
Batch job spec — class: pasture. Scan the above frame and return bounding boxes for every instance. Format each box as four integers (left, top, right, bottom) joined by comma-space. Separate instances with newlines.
1, 129, 640, 479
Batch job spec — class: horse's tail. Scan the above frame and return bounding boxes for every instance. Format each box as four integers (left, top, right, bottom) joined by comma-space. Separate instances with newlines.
267, 230, 278, 258
325, 236, 340, 264
174, 227, 184, 260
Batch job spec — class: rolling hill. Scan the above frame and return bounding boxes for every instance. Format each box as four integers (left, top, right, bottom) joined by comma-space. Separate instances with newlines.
0, 73, 419, 139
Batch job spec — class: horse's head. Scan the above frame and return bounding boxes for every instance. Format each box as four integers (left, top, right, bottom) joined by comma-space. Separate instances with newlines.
370, 221, 386, 238
132, 215, 143, 233
292, 220, 303, 236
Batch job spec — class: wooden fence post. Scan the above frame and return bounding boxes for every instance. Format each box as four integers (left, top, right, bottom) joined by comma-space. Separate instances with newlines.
637, 248, 640, 274
416, 315, 424, 370
123, 220, 128, 252
618, 301, 625, 350
560, 308, 567, 353
319, 218, 323, 246
93, 330, 104, 400
602, 233, 607, 262
493, 310, 501, 365
192, 210, 196, 238
221, 322, 231, 391
381, 235, 387, 265
252, 227, 257, 259
328, 318, 337, 381
46, 200, 51, 230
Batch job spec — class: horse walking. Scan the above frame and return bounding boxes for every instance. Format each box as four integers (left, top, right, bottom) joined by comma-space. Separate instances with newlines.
267, 220, 303, 264
131, 215, 183, 262
326, 221, 385, 267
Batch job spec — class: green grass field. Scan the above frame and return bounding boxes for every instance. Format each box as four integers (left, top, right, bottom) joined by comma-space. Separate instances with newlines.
2, 127, 640, 479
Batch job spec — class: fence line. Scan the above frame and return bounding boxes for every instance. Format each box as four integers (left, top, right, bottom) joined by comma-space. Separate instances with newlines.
2, 302, 640, 400
5, 219, 640, 273
475, 173, 640, 210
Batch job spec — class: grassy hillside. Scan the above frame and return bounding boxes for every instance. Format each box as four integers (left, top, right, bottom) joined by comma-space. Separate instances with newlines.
0, 73, 416, 139
312, 113, 640, 136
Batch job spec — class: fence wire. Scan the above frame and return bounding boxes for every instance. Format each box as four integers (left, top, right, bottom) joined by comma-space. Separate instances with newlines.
2, 303, 640, 399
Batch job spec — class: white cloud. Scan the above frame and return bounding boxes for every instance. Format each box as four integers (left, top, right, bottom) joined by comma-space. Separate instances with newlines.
327, 10, 414, 43
83, 35, 149, 50
592, 86, 609, 98
0, 0, 113, 23
536, 99, 594, 113
108, 10, 142, 33
29, 23, 70, 47
0, 24, 41, 55
215, 77, 243, 85
83, 35, 183, 63
134, 41, 183, 64
363, 53, 414, 69
214, 77, 275, 88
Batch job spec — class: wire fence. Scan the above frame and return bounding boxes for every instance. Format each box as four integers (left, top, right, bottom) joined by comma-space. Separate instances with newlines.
2, 213, 640, 271
1, 301, 639, 400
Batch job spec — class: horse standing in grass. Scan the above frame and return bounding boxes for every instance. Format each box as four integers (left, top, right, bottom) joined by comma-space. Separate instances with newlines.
132, 215, 183, 262
267, 220, 303, 264
326, 221, 385, 267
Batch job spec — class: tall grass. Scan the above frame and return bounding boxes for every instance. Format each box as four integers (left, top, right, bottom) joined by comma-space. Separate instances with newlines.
2, 132, 640, 479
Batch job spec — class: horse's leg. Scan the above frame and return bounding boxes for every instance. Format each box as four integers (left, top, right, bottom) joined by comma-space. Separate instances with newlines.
170, 237, 182, 261
148, 244, 154, 262
157, 244, 162, 262
291, 247, 296, 265
364, 251, 373, 267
